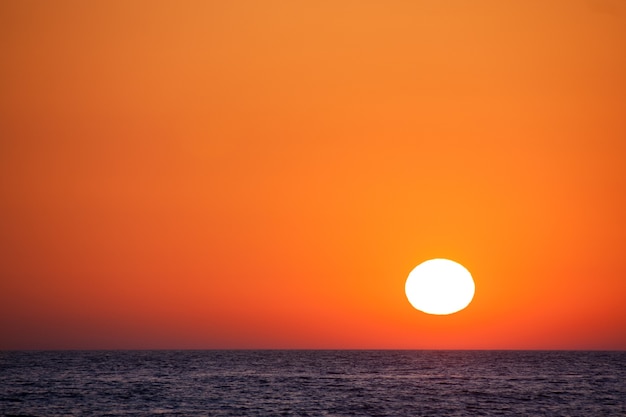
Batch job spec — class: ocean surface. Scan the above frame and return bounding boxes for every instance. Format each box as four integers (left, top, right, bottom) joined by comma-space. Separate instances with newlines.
1, 350, 625, 416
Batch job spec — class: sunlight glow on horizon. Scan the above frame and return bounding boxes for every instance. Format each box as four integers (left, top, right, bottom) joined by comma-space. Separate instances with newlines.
405, 259, 475, 315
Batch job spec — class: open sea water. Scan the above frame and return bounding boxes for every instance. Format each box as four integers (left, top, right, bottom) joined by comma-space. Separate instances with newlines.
1, 350, 625, 416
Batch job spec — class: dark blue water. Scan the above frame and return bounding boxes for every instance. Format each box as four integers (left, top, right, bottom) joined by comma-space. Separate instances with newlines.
1, 350, 625, 416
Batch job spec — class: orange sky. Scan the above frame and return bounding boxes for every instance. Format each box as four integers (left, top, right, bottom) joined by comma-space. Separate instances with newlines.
1, 0, 625, 350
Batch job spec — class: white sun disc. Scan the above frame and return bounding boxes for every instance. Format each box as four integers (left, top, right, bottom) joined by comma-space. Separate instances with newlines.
405, 258, 475, 315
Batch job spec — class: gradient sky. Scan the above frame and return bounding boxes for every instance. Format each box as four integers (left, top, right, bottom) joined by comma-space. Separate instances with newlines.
1, 0, 625, 350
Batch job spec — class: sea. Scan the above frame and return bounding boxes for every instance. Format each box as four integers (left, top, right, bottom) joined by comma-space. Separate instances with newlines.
1, 350, 625, 416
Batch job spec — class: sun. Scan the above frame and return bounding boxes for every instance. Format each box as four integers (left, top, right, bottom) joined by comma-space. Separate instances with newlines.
405, 258, 475, 315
